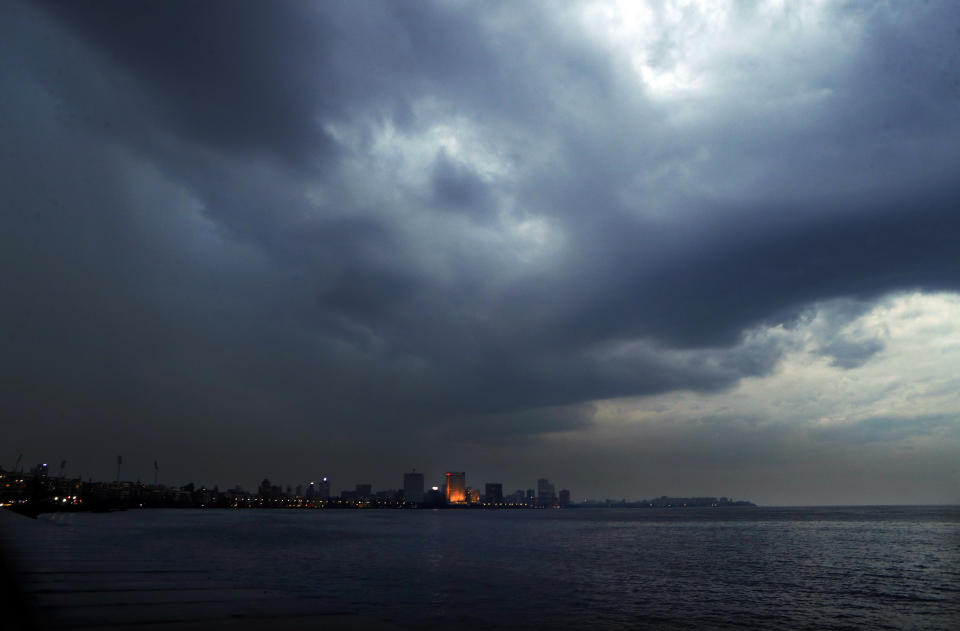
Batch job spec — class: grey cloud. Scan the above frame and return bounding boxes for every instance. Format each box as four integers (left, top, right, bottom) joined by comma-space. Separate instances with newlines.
819, 338, 886, 370
3, 1, 960, 494
810, 414, 960, 445
36, 0, 337, 167
448, 403, 598, 440
431, 150, 494, 217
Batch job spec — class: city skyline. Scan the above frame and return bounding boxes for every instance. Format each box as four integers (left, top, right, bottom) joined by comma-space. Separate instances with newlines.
8, 462, 765, 511
3, 1, 960, 506
4, 459, 580, 506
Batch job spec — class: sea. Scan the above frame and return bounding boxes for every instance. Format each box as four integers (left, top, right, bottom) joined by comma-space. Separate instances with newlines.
2, 506, 958, 630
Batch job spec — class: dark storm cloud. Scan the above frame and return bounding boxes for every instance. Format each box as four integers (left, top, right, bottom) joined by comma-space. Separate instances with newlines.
607, 189, 960, 349
3, 0, 960, 491
36, 0, 336, 166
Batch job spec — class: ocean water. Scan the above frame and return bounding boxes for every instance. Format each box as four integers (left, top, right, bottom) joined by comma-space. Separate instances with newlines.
4, 506, 959, 629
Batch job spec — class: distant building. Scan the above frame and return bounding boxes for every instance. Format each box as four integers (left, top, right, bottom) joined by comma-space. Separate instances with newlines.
423, 486, 444, 508
259, 478, 272, 498
484, 483, 503, 504
317, 477, 330, 499
467, 487, 482, 504
558, 489, 570, 506
537, 478, 556, 507
403, 470, 424, 503
506, 489, 526, 504
445, 472, 466, 504
355, 483, 372, 499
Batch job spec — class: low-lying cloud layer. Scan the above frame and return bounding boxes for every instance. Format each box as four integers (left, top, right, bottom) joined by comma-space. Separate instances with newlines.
2, 1, 958, 503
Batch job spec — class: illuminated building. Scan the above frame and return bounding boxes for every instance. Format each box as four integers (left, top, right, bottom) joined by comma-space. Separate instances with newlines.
484, 483, 503, 504
444, 472, 466, 504
403, 470, 424, 503
467, 487, 481, 504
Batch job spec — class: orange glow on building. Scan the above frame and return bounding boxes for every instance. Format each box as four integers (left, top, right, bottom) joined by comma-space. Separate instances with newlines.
444, 472, 466, 504
467, 487, 481, 504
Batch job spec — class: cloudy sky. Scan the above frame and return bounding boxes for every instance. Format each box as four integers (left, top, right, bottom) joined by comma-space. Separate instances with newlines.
3, 0, 959, 504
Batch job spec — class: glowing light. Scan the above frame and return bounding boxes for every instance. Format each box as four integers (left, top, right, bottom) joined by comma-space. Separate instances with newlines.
444, 472, 467, 504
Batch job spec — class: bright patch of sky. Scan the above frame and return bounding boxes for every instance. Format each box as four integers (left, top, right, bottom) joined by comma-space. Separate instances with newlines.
580, 0, 858, 101
595, 292, 960, 443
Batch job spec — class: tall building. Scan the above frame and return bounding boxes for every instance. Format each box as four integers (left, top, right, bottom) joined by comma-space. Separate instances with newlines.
424, 486, 443, 507
537, 478, 556, 507
317, 477, 330, 499
558, 489, 571, 506
484, 482, 503, 504
445, 471, 466, 504
403, 470, 424, 503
